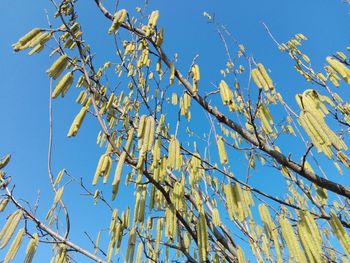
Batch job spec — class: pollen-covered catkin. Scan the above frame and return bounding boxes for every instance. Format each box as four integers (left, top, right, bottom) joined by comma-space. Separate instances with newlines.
148, 10, 160, 28
0, 198, 9, 212
67, 106, 88, 137
24, 233, 39, 263
46, 55, 69, 80
216, 136, 228, 164
191, 64, 200, 94
4, 228, 25, 262
12, 28, 42, 51
92, 154, 111, 185
0, 154, 11, 169
108, 9, 127, 34
112, 151, 126, 200
169, 64, 175, 85
52, 72, 74, 99
326, 56, 350, 84
257, 64, 274, 90
0, 210, 23, 249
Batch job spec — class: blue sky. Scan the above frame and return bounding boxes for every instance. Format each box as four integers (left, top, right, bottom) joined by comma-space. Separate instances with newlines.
1, 0, 349, 262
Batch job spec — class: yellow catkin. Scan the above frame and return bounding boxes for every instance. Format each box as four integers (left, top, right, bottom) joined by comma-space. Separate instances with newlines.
261, 234, 271, 260
155, 218, 163, 257
106, 237, 115, 261
258, 204, 282, 263
138, 188, 146, 222
174, 138, 183, 170
133, 191, 141, 224
125, 227, 137, 263
108, 9, 127, 34
257, 64, 274, 90
142, 116, 151, 150
52, 72, 74, 99
112, 151, 126, 200
24, 233, 39, 263
232, 183, 247, 221
224, 184, 235, 220
136, 144, 147, 169
219, 80, 233, 105
76, 91, 87, 105
46, 55, 69, 80
251, 68, 263, 89
147, 116, 155, 151
109, 209, 118, 233
125, 128, 135, 153
152, 138, 161, 169
326, 57, 350, 84
279, 215, 307, 263
106, 93, 115, 110
296, 90, 348, 158
53, 186, 64, 205
29, 32, 51, 48
102, 155, 113, 183
0, 154, 11, 169
167, 136, 181, 170
137, 115, 146, 138
4, 228, 25, 262
0, 198, 9, 212
135, 243, 143, 263
54, 169, 65, 187
216, 136, 228, 164
67, 106, 88, 137
297, 217, 322, 263
116, 222, 124, 253
169, 64, 175, 85
259, 104, 274, 135
171, 93, 178, 105
28, 44, 44, 55
337, 151, 350, 168
211, 208, 221, 226
12, 28, 42, 51
165, 206, 176, 239
329, 212, 350, 257
197, 213, 209, 262
148, 10, 160, 28
236, 245, 247, 263
92, 154, 110, 185
191, 64, 200, 94
0, 210, 23, 249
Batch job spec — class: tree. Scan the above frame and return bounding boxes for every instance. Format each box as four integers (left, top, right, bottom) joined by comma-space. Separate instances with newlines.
1, 0, 350, 262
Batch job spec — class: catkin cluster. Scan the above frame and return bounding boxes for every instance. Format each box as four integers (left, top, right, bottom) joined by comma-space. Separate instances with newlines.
224, 183, 252, 222
47, 55, 69, 80
180, 93, 191, 120
191, 64, 200, 94
216, 136, 228, 165
12, 28, 52, 55
108, 9, 127, 34
136, 115, 155, 169
258, 104, 275, 137
326, 56, 350, 85
296, 89, 347, 159
197, 213, 209, 262
167, 136, 182, 171
219, 80, 237, 112
251, 64, 274, 91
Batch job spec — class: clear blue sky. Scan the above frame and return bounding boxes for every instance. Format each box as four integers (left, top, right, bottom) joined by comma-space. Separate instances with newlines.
1, 0, 349, 262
